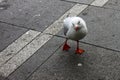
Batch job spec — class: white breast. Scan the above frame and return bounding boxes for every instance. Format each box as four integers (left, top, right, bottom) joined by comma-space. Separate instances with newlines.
63, 17, 88, 41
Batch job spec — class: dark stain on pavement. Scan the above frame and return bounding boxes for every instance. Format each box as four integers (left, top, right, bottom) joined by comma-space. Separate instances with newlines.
112, 34, 115, 37
0, 75, 9, 80
81, 8, 89, 16
0, 0, 10, 10
82, 12, 88, 16
0, 4, 10, 10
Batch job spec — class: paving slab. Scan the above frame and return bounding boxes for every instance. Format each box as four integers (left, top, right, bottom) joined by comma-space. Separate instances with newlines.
91, 0, 109, 7
61, 0, 94, 4
0, 30, 40, 67
8, 36, 65, 80
0, 0, 74, 31
104, 0, 120, 10
57, 6, 120, 51
0, 75, 9, 80
0, 4, 88, 78
0, 22, 27, 52
79, 6, 120, 51
26, 39, 120, 80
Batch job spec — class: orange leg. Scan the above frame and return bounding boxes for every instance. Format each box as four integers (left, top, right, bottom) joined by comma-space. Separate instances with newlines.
75, 40, 85, 54
63, 39, 70, 51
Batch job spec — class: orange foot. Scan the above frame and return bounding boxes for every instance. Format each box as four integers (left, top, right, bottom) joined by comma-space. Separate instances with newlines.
75, 49, 85, 54
63, 43, 71, 51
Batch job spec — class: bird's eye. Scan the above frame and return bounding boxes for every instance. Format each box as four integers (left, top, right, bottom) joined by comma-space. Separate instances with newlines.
72, 23, 75, 26
78, 21, 80, 24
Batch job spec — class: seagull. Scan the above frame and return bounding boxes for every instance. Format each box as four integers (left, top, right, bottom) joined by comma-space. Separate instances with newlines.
63, 16, 88, 54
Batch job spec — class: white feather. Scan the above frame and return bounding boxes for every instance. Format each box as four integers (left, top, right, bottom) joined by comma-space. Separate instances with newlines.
63, 16, 88, 41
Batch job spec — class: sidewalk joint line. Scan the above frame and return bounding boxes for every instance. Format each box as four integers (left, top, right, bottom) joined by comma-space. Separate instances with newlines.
60, 0, 91, 6
61, 0, 119, 12
24, 42, 64, 80
79, 41, 120, 53
0, 32, 42, 68
0, 21, 31, 30
7, 34, 55, 78
0, 30, 28, 53
0, 3, 88, 77
47, 34, 120, 53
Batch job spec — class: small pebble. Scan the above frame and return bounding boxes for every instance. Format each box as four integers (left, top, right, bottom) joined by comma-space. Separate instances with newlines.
78, 63, 82, 66
26, 31, 29, 34
33, 14, 41, 17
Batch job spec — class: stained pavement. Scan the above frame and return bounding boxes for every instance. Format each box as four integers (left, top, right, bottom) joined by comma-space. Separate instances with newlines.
0, 0, 120, 80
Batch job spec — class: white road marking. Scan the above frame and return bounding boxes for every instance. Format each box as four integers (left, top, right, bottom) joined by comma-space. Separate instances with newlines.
91, 0, 109, 7
44, 4, 88, 35
0, 33, 52, 76
0, 4, 88, 77
0, 30, 41, 67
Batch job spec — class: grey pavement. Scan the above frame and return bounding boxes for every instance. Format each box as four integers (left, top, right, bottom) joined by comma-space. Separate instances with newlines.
104, 0, 120, 10
0, 0, 74, 31
79, 6, 120, 51
0, 23, 27, 52
0, 0, 120, 80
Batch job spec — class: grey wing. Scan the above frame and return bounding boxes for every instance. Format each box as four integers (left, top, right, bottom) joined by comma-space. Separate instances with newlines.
63, 17, 71, 36
64, 25, 68, 36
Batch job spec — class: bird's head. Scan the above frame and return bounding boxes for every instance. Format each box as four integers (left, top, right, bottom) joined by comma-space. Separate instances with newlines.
72, 21, 82, 31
